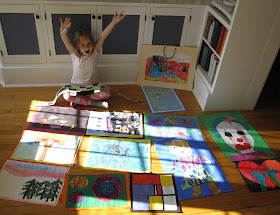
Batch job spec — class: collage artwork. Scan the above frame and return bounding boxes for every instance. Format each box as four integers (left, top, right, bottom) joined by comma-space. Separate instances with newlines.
0, 86, 278, 211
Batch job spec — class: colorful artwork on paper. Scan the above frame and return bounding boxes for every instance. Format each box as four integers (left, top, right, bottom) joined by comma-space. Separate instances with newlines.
145, 53, 190, 84
130, 173, 182, 212
144, 114, 201, 140
61, 172, 130, 209
10, 130, 82, 167
141, 86, 186, 114
0, 160, 69, 206
27, 106, 89, 135
153, 136, 233, 200
199, 112, 275, 161
235, 158, 280, 192
86, 111, 144, 138
83, 137, 151, 172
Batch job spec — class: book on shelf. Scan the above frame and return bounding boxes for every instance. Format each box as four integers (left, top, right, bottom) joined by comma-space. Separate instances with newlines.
204, 16, 214, 39
216, 25, 227, 55
198, 42, 213, 72
219, 28, 228, 55
210, 63, 218, 83
208, 53, 215, 79
206, 20, 214, 42
207, 53, 219, 83
210, 21, 223, 50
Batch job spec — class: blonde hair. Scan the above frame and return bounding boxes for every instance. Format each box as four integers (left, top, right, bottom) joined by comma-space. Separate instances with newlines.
73, 29, 95, 57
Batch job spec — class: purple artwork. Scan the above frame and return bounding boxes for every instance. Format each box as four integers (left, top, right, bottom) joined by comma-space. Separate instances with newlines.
27, 106, 89, 135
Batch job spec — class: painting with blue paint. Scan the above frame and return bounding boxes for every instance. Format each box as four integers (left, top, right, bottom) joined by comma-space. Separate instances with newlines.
83, 137, 151, 172
153, 136, 233, 200
144, 114, 201, 140
141, 86, 186, 113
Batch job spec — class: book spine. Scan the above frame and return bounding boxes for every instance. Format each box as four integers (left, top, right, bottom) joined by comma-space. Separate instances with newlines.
212, 23, 223, 50
219, 28, 228, 55
216, 26, 227, 55
210, 56, 219, 83
208, 53, 215, 79
209, 20, 218, 47
207, 20, 215, 43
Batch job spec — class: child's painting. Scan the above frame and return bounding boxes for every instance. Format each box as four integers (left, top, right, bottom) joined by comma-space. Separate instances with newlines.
235, 158, 280, 192
27, 106, 89, 135
130, 173, 182, 213
144, 114, 201, 140
10, 130, 82, 167
83, 137, 151, 172
86, 111, 144, 138
137, 45, 198, 91
141, 86, 186, 114
0, 160, 69, 206
153, 136, 233, 200
61, 172, 130, 209
199, 112, 275, 161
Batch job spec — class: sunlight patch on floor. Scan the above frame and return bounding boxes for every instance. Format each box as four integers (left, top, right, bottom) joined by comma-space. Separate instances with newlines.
26, 100, 48, 122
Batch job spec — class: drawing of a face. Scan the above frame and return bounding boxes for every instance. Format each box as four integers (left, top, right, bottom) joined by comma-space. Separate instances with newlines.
165, 139, 192, 157
216, 121, 254, 154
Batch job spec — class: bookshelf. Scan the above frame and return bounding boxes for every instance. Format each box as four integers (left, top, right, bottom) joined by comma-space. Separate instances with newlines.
197, 7, 229, 92
193, 0, 279, 111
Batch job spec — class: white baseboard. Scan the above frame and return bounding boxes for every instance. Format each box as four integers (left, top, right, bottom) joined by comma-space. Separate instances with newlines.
1, 82, 137, 88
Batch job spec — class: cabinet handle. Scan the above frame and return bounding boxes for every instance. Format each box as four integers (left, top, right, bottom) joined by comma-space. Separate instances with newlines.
98, 16, 101, 20
36, 15, 40, 19
151, 16, 155, 20
0, 50, 3, 56
92, 15, 96, 19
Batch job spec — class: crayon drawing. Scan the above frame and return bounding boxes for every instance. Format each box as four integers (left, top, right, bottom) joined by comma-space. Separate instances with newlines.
141, 86, 186, 113
144, 114, 201, 140
0, 160, 69, 206
10, 130, 82, 167
83, 137, 151, 172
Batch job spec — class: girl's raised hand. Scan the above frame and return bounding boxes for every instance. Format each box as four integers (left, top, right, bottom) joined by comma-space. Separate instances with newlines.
60, 17, 71, 35
112, 11, 126, 24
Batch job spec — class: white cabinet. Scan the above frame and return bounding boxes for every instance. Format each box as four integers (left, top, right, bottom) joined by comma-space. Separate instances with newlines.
45, 5, 96, 63
96, 6, 146, 63
0, 5, 47, 64
147, 7, 191, 46
0, 1, 208, 87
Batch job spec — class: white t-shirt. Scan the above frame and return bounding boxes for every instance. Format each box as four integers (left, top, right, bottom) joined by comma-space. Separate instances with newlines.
71, 50, 99, 86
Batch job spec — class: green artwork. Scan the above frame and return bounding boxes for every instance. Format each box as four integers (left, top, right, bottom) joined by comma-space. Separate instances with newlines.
199, 112, 275, 161
21, 179, 62, 202
64, 173, 129, 209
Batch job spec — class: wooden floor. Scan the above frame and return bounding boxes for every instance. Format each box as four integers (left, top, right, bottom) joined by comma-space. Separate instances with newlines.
0, 84, 279, 215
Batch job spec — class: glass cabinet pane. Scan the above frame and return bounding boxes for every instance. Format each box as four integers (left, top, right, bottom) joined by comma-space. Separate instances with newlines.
152, 16, 185, 46
51, 14, 91, 55
0, 13, 39, 55
102, 15, 139, 54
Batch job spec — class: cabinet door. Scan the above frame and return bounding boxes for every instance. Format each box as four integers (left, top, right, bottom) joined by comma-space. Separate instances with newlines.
0, 5, 46, 64
147, 7, 191, 46
45, 5, 96, 63
96, 6, 146, 63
